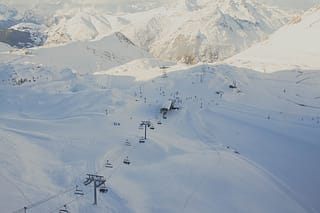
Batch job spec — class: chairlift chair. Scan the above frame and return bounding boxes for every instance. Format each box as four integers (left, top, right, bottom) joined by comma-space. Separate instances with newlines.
123, 156, 130, 165
150, 125, 155, 130
74, 185, 84, 196
59, 205, 70, 213
139, 138, 145, 143
139, 125, 144, 130
157, 120, 162, 125
105, 160, 113, 168
99, 184, 108, 193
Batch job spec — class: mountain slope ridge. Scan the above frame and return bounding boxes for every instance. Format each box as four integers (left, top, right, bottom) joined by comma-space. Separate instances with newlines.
227, 6, 320, 72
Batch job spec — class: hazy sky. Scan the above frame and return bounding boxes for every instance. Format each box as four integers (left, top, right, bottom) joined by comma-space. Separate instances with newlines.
1, 0, 319, 10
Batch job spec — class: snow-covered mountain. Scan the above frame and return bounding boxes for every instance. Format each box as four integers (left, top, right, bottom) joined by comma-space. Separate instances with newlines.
227, 6, 320, 72
0, 4, 49, 48
0, 31, 152, 75
44, 8, 113, 45
41, 0, 289, 63
0, 0, 291, 64
121, 0, 289, 63
1, 2, 320, 213
0, 0, 289, 64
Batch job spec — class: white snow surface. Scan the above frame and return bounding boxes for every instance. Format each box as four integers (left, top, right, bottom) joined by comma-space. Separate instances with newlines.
1, 41, 320, 213
0, 3, 320, 213
227, 6, 320, 72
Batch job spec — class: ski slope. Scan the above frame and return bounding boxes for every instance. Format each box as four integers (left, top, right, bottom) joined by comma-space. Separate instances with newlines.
1, 57, 320, 212
0, 3, 320, 213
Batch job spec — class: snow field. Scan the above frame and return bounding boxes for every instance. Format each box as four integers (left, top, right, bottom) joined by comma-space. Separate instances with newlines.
1, 60, 320, 212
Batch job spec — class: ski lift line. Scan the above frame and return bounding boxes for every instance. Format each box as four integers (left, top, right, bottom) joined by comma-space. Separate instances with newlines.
12, 167, 89, 213
48, 195, 83, 213
105, 149, 130, 180
24, 121, 145, 212
105, 152, 128, 180
99, 140, 139, 181
0, 171, 32, 206
107, 142, 138, 180
97, 137, 139, 178
95, 143, 128, 175
12, 187, 75, 213
12, 129, 138, 213
35, 119, 146, 211
90, 143, 126, 177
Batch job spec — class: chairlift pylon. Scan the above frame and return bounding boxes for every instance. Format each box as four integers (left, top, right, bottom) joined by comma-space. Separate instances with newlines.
83, 177, 92, 186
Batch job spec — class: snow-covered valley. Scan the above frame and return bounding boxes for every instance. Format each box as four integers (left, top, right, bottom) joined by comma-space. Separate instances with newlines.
1, 1, 320, 213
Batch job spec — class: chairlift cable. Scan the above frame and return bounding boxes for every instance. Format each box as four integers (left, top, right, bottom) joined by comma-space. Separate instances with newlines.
48, 195, 84, 213
12, 171, 88, 213
15, 119, 146, 213
0, 171, 32, 206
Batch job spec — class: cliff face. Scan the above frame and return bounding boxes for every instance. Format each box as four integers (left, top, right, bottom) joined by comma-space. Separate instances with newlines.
0, 29, 33, 48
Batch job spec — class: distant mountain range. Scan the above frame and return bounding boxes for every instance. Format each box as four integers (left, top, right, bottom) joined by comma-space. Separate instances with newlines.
0, 0, 289, 62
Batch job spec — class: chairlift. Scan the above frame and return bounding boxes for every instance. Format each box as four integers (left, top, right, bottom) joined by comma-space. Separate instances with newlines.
125, 141, 131, 146
99, 184, 108, 193
157, 120, 162, 125
138, 125, 144, 130
74, 185, 84, 196
149, 125, 155, 130
139, 138, 145, 143
59, 205, 70, 213
105, 160, 113, 168
123, 156, 130, 165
